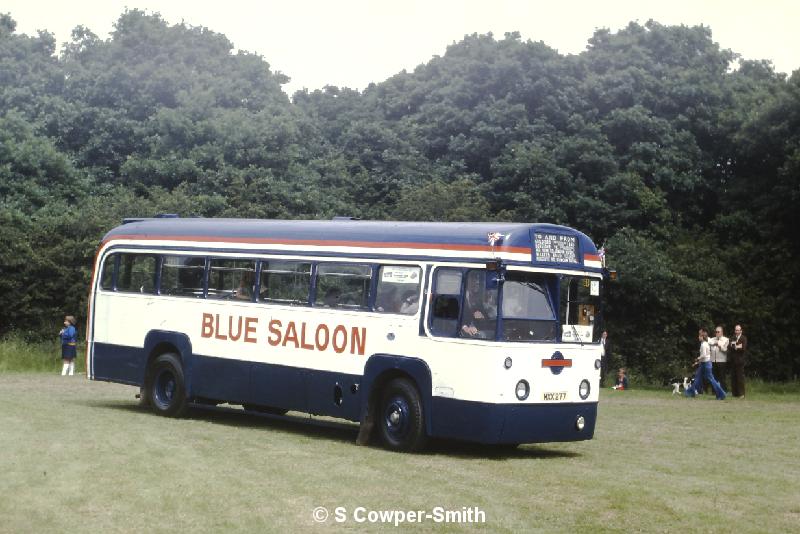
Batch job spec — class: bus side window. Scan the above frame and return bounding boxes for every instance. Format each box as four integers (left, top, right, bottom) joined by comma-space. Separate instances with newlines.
160, 256, 205, 298
375, 265, 421, 314
116, 253, 157, 294
259, 261, 311, 306
430, 268, 462, 337
100, 254, 116, 290
314, 264, 372, 310
208, 259, 256, 301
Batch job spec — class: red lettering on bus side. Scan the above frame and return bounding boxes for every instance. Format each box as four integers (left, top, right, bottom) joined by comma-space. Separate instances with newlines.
283, 321, 299, 348
244, 317, 258, 343
350, 327, 366, 356
229, 315, 242, 342
201, 313, 214, 338
300, 322, 314, 350
214, 314, 227, 341
267, 319, 282, 346
332, 325, 347, 354
315, 324, 330, 351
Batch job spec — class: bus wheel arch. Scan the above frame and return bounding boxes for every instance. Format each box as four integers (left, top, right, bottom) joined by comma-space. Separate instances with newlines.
145, 352, 188, 417
357, 356, 432, 451
141, 331, 193, 410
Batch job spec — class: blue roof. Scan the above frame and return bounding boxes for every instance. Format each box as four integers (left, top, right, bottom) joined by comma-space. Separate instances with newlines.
103, 218, 600, 268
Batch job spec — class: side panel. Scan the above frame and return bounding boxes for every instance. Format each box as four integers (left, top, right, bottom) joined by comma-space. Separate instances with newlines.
92, 343, 144, 385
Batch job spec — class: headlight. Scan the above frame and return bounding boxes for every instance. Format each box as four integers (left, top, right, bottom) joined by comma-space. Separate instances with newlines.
576, 415, 586, 431
504, 357, 513, 369
579, 379, 591, 400
515, 380, 530, 400
594, 359, 602, 370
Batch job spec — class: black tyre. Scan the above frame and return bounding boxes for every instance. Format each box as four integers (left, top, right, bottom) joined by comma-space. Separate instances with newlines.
378, 378, 427, 452
146, 353, 188, 417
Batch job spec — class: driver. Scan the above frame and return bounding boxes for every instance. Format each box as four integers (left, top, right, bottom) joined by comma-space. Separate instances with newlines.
461, 272, 497, 338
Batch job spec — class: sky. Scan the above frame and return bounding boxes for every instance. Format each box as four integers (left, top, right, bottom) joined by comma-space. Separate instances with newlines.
4, 0, 799, 96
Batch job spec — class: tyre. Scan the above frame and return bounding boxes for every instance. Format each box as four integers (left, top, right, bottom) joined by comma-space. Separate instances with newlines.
146, 353, 188, 417
378, 378, 427, 452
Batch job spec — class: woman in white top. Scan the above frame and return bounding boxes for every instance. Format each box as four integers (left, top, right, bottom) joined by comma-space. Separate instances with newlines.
685, 328, 727, 400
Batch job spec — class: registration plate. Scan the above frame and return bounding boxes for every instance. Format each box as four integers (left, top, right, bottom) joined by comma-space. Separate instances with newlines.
543, 391, 567, 401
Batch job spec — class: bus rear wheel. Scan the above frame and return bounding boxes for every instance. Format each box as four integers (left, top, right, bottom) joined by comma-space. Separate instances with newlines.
146, 353, 188, 417
378, 378, 427, 452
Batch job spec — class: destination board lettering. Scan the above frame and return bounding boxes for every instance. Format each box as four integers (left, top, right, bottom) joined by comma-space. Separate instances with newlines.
534, 233, 578, 264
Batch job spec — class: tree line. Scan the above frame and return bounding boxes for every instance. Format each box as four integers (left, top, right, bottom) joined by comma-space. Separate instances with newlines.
1, 10, 798, 380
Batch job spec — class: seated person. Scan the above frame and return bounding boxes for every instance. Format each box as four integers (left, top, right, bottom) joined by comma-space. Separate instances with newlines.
322, 287, 342, 307
234, 272, 255, 300
460, 272, 497, 339
612, 368, 628, 390
399, 290, 419, 315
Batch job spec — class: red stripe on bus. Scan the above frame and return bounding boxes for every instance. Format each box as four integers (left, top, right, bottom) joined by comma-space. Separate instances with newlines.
584, 254, 600, 261
542, 359, 573, 367
102, 234, 531, 254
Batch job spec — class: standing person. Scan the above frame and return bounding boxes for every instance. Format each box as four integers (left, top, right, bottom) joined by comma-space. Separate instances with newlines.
600, 330, 611, 387
685, 328, 726, 400
708, 325, 730, 391
729, 324, 748, 398
59, 315, 78, 376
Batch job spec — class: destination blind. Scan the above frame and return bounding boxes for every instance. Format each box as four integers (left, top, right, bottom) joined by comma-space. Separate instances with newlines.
534, 233, 578, 264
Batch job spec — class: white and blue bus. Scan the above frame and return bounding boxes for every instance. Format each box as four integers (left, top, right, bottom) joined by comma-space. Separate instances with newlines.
87, 217, 609, 451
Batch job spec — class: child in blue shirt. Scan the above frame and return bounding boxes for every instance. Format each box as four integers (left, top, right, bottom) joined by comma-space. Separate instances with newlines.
59, 315, 77, 376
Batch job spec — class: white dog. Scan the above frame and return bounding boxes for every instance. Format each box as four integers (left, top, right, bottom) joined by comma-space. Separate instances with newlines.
671, 377, 690, 395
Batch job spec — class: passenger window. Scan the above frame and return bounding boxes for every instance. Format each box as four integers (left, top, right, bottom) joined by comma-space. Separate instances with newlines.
315, 264, 372, 310
208, 259, 256, 301
375, 265, 422, 315
430, 268, 462, 337
100, 254, 116, 290
259, 261, 311, 306
116, 254, 157, 294
160, 256, 205, 297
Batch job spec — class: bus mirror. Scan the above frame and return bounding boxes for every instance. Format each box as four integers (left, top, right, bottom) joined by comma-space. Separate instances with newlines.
486, 270, 504, 289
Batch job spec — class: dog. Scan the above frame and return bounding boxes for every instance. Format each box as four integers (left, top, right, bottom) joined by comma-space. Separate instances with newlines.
669, 377, 690, 395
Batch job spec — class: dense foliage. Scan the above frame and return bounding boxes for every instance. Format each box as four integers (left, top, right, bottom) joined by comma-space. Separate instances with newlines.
1, 11, 797, 380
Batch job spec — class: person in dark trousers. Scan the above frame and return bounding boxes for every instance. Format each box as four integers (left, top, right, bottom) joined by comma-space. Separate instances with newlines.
729, 324, 747, 397
600, 330, 611, 387
685, 328, 726, 400
59, 315, 78, 376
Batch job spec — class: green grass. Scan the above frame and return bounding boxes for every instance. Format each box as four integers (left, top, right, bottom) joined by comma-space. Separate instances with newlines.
1, 374, 799, 533
0, 335, 85, 374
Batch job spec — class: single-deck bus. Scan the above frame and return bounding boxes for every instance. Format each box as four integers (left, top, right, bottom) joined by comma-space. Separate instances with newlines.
87, 217, 608, 451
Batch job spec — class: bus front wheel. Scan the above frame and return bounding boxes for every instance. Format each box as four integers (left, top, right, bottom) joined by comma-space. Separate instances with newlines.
146, 353, 188, 417
378, 378, 427, 452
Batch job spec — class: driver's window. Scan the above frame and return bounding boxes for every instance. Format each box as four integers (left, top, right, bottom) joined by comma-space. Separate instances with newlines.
460, 270, 498, 340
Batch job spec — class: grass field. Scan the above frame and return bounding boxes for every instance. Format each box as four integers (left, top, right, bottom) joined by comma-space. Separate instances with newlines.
1, 373, 799, 533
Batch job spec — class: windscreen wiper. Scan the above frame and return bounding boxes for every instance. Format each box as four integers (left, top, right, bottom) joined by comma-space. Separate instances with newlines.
571, 324, 585, 347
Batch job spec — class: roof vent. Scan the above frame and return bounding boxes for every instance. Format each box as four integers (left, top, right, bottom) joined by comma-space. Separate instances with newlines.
332, 216, 360, 221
